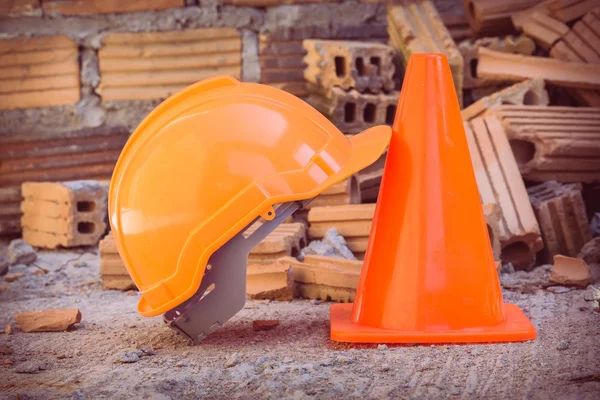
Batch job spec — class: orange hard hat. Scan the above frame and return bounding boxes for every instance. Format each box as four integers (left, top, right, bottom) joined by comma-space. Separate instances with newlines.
109, 76, 390, 342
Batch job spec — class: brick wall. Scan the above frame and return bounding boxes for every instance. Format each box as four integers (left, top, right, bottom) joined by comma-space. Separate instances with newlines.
0, 0, 464, 236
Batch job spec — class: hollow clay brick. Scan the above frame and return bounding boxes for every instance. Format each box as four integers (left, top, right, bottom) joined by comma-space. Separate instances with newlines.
486, 105, 600, 183
246, 261, 293, 301
308, 84, 399, 134
387, 0, 463, 105
42, 0, 183, 15
98, 29, 241, 101
441, 14, 472, 42
306, 176, 361, 209
303, 39, 395, 93
464, 0, 540, 37
281, 256, 362, 302
20, 181, 107, 248
462, 79, 549, 121
356, 152, 386, 203
464, 116, 543, 269
477, 47, 600, 90
247, 223, 306, 262
522, 12, 570, 50
528, 181, 592, 262
459, 35, 535, 89
0, 35, 79, 110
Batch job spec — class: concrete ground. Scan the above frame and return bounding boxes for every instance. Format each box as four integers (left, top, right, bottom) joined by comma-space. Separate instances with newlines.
1, 248, 599, 399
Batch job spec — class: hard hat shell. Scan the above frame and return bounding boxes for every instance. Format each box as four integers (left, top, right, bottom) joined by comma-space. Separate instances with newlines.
109, 76, 391, 317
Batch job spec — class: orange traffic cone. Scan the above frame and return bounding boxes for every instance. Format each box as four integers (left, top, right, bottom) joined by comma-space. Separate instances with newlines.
330, 53, 536, 344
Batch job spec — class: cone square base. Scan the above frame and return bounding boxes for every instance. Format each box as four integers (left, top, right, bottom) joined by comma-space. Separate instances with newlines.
330, 303, 536, 344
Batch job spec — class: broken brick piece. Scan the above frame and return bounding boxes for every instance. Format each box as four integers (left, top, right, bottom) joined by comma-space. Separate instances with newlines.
99, 232, 136, 291
465, 0, 540, 37
578, 237, 600, 265
14, 308, 82, 332
4, 272, 24, 283
487, 105, 600, 183
252, 320, 280, 331
7, 239, 36, 266
464, 116, 542, 269
459, 35, 535, 89
307, 176, 361, 209
303, 39, 395, 93
281, 256, 362, 302
246, 261, 293, 301
308, 84, 399, 134
477, 47, 600, 90
98, 28, 241, 101
528, 181, 592, 262
21, 180, 107, 249
0, 35, 80, 110
550, 255, 592, 288
462, 79, 549, 121
387, 0, 463, 105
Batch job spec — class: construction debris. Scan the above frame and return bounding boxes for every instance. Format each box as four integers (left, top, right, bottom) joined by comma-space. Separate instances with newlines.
14, 308, 82, 332
307, 85, 399, 134
252, 320, 280, 331
246, 261, 293, 301
578, 237, 600, 265
307, 204, 375, 260
4, 272, 23, 283
99, 232, 136, 291
487, 106, 600, 182
303, 40, 395, 93
300, 228, 356, 261
477, 47, 600, 90
465, 0, 541, 37
462, 79, 549, 121
464, 116, 543, 268
528, 181, 592, 261
459, 35, 535, 89
550, 255, 593, 288
21, 180, 108, 248
7, 238, 37, 266
283, 255, 362, 303
247, 223, 306, 265
387, 0, 463, 105
583, 285, 600, 312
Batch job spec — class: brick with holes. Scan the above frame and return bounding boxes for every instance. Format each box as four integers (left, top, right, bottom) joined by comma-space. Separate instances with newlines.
308, 84, 399, 134
528, 181, 591, 263
20, 180, 107, 248
303, 40, 396, 93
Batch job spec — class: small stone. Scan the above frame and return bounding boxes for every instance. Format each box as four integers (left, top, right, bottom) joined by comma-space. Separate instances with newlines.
583, 286, 600, 301
137, 346, 156, 356
5, 325, 13, 335
4, 272, 24, 283
550, 255, 592, 288
73, 261, 88, 268
501, 262, 516, 274
33, 269, 47, 276
547, 286, 571, 294
225, 353, 240, 368
335, 355, 353, 365
377, 344, 388, 350
8, 239, 37, 266
125, 290, 138, 296
15, 361, 48, 374
557, 340, 570, 351
118, 351, 140, 363
0, 344, 13, 355
381, 364, 390, 372
311, 299, 321, 305
252, 320, 280, 331
14, 309, 82, 332
0, 284, 10, 291
0, 256, 8, 276
578, 237, 600, 264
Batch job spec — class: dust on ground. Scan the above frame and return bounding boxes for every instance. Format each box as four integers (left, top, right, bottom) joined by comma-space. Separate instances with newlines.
0, 247, 599, 399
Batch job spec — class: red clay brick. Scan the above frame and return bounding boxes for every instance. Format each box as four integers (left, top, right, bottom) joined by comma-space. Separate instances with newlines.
42, 0, 183, 15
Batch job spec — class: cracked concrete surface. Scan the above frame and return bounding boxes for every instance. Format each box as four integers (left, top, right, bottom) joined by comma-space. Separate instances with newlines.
0, 249, 599, 399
